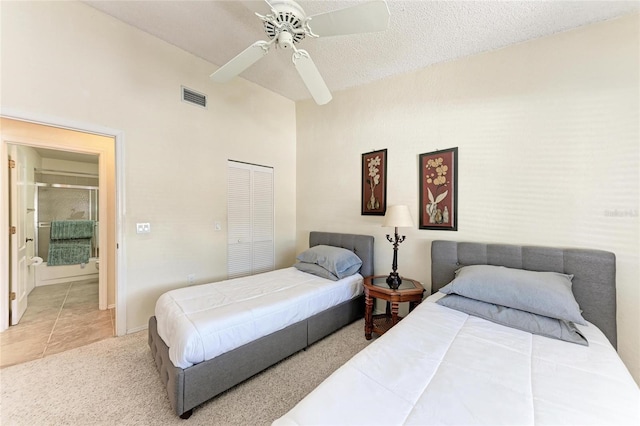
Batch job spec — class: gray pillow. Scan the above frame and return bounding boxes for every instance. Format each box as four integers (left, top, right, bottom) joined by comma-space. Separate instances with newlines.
293, 262, 339, 281
437, 294, 588, 346
296, 245, 362, 279
439, 265, 586, 325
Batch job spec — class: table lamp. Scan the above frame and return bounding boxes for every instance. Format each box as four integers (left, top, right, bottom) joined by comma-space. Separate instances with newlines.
382, 205, 414, 289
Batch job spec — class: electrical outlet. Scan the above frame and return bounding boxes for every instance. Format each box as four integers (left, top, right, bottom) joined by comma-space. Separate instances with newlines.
136, 223, 151, 234
214, 221, 222, 231
187, 273, 195, 284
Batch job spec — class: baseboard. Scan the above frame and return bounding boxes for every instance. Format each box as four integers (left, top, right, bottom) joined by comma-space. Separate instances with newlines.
127, 324, 148, 334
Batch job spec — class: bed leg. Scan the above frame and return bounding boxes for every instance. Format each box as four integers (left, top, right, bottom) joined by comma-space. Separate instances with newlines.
180, 409, 193, 420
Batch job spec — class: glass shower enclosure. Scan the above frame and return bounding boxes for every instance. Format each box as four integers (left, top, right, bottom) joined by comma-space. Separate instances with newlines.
35, 170, 99, 262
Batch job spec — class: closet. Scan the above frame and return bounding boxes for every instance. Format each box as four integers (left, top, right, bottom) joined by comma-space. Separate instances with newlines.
227, 160, 274, 278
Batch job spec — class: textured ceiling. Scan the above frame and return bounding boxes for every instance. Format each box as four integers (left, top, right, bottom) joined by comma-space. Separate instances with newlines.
85, 1, 639, 102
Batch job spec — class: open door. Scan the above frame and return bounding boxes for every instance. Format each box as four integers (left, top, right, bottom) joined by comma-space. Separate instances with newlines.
8, 144, 29, 325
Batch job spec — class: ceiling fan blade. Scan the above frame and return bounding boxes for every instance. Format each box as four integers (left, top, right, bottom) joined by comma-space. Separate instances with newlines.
292, 49, 332, 105
307, 0, 390, 37
210, 41, 271, 83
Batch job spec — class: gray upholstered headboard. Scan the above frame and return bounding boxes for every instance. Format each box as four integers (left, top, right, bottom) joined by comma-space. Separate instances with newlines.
431, 241, 617, 348
309, 232, 374, 278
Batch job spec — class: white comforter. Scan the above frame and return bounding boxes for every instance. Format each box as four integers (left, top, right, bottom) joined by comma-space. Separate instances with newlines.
274, 293, 640, 426
155, 267, 363, 369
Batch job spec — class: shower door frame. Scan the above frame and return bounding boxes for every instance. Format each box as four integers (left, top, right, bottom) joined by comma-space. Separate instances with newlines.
35, 180, 100, 261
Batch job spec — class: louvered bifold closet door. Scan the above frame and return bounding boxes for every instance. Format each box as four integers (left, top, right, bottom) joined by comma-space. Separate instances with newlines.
252, 168, 274, 274
228, 164, 252, 278
227, 161, 274, 279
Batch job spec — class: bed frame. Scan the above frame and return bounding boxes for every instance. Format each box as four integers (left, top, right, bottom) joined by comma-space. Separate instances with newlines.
148, 231, 374, 419
431, 240, 617, 348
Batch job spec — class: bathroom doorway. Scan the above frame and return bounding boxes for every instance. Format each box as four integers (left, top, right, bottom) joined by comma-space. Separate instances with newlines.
1, 117, 119, 365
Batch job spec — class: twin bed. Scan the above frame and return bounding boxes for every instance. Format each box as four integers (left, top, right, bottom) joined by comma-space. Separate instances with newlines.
149, 235, 639, 424
274, 241, 639, 425
148, 231, 374, 418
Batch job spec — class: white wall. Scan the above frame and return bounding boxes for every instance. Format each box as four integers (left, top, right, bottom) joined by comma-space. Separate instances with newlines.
297, 15, 639, 383
40, 158, 99, 176
1, 1, 297, 331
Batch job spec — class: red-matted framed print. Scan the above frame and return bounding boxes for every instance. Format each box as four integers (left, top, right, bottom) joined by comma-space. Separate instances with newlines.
419, 147, 458, 230
361, 149, 387, 216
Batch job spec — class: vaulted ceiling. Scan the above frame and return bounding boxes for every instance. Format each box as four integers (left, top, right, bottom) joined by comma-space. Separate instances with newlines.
85, 1, 639, 102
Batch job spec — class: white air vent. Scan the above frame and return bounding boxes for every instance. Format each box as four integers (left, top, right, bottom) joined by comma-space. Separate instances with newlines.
181, 86, 207, 108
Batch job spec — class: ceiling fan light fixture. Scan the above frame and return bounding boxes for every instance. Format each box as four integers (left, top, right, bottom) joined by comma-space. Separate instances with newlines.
277, 31, 294, 49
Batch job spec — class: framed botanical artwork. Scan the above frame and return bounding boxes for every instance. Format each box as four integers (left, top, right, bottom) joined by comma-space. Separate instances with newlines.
419, 147, 458, 230
361, 149, 387, 216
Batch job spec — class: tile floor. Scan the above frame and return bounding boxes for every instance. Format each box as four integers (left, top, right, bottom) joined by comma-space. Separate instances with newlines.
0, 279, 114, 368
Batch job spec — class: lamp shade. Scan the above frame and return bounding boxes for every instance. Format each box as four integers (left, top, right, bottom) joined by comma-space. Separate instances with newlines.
382, 205, 414, 228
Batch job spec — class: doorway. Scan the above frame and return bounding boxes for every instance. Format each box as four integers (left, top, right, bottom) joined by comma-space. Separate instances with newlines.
1, 116, 123, 347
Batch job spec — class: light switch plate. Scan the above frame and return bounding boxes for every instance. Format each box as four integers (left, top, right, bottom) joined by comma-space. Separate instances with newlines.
136, 223, 151, 234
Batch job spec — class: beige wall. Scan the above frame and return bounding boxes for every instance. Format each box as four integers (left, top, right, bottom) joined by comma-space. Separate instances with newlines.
297, 15, 639, 382
1, 1, 297, 331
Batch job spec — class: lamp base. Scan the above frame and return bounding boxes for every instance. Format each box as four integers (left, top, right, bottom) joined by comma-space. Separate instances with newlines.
386, 272, 402, 290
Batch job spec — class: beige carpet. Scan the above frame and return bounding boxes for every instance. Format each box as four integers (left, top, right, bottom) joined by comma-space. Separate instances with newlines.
0, 319, 373, 425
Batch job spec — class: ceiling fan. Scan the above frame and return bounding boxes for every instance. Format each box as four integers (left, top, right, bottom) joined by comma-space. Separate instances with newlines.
210, 0, 390, 105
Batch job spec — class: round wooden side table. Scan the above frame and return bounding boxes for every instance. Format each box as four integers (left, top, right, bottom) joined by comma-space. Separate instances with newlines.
363, 275, 425, 340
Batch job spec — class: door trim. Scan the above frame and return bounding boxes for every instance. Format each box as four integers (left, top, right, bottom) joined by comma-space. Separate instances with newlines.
0, 108, 127, 336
